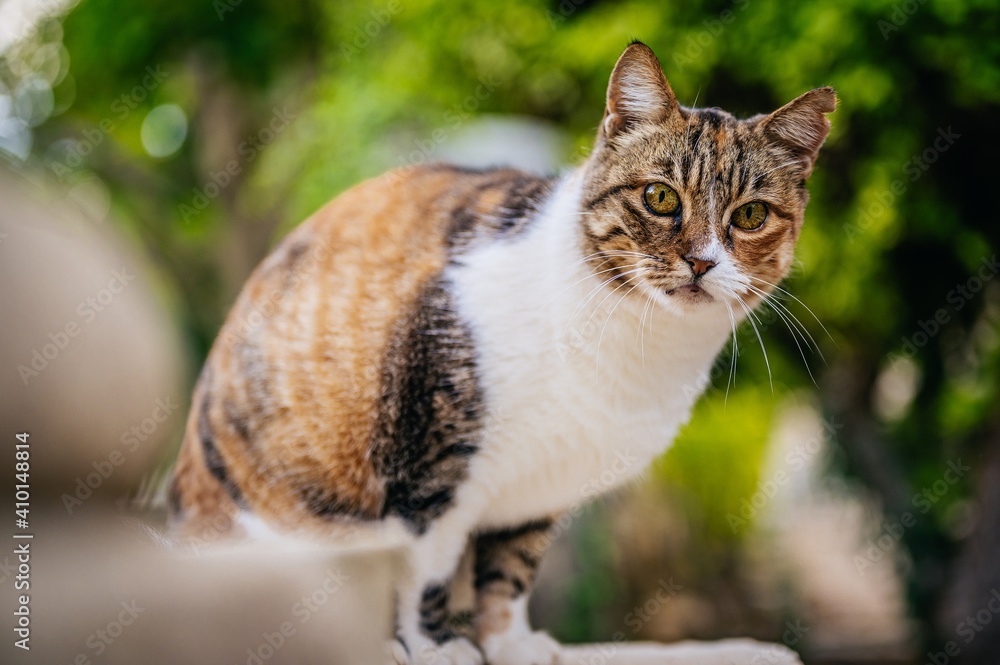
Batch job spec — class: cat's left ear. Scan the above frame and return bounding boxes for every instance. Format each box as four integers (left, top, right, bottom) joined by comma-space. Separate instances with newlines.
758, 87, 837, 177
602, 41, 681, 140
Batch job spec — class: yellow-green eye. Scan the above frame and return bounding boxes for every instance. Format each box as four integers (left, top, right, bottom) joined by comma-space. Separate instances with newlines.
643, 182, 681, 216
732, 201, 768, 230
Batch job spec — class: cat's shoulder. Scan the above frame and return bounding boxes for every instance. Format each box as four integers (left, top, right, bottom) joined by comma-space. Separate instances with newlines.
295, 163, 555, 250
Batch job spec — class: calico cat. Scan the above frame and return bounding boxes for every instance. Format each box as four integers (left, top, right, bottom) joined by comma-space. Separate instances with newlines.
169, 41, 835, 665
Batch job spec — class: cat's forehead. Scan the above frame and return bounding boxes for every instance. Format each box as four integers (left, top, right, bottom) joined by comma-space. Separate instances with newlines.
668, 106, 758, 154
681, 106, 741, 129
626, 108, 786, 188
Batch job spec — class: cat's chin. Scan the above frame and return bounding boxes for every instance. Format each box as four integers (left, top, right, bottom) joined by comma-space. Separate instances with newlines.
645, 283, 721, 316
665, 283, 714, 302
658, 282, 721, 315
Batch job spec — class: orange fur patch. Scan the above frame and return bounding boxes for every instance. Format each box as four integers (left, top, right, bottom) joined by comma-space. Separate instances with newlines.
172, 166, 481, 533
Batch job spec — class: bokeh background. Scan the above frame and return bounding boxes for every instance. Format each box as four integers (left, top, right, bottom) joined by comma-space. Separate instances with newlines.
1, 0, 998, 663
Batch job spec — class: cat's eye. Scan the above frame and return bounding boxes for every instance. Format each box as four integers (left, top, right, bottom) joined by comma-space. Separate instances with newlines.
731, 201, 768, 230
643, 183, 681, 216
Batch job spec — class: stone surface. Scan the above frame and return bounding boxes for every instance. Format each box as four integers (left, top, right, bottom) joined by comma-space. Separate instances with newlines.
561, 639, 803, 664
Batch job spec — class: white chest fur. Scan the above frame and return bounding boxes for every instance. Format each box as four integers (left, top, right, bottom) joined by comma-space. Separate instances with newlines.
447, 173, 735, 528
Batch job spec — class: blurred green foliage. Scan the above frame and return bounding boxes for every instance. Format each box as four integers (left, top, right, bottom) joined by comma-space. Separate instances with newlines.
7, 0, 999, 656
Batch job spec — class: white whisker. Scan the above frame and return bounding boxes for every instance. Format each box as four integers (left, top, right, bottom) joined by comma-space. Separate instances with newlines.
756, 159, 801, 180
747, 284, 823, 357
734, 294, 772, 393
746, 285, 818, 385
635, 288, 655, 367
596, 280, 640, 378
749, 276, 837, 348
570, 267, 647, 336
547, 261, 643, 305
722, 299, 740, 405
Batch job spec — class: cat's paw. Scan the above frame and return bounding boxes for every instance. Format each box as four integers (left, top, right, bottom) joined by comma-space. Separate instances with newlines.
386, 638, 410, 665
411, 636, 484, 665
482, 630, 561, 665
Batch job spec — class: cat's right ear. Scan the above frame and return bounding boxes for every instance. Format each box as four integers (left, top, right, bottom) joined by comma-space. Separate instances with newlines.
602, 41, 680, 140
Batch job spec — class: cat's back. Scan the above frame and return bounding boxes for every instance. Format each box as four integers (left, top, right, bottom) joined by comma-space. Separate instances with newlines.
169, 164, 550, 536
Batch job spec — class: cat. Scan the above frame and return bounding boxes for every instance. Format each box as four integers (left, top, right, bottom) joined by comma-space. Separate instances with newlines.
168, 41, 835, 665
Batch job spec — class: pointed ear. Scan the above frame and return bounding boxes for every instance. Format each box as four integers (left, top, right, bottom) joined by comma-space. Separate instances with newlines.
602, 41, 680, 140
758, 87, 837, 177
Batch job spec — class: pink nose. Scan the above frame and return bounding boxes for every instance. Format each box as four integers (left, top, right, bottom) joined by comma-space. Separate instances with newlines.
684, 255, 716, 277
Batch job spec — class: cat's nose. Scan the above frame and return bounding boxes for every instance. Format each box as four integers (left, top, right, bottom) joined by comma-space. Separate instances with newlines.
683, 255, 716, 277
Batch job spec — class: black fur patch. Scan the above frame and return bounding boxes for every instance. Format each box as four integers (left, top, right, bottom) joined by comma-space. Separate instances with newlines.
736, 147, 751, 198
447, 170, 554, 254
167, 476, 183, 517
223, 398, 251, 442
284, 239, 309, 268
419, 582, 455, 643
585, 183, 629, 209
473, 518, 553, 599
198, 392, 244, 504
478, 518, 553, 544
473, 569, 507, 589
228, 339, 274, 446
701, 108, 724, 130
592, 225, 628, 243
496, 177, 553, 235
300, 484, 376, 520
371, 277, 482, 534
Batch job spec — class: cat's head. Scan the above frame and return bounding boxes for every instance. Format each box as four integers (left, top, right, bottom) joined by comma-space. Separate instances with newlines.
579, 41, 836, 314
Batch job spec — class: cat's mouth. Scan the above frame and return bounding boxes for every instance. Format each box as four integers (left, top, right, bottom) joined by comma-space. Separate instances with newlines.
665, 282, 715, 302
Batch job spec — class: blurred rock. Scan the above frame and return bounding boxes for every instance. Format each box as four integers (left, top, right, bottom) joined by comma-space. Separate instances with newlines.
0, 511, 397, 664
438, 115, 572, 175
561, 639, 803, 664
0, 166, 187, 503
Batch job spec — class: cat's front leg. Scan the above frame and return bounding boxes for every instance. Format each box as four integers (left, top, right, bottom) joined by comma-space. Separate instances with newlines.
474, 518, 561, 665
396, 515, 484, 665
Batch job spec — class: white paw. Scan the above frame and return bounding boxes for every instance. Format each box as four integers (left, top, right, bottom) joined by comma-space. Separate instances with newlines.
386, 638, 409, 665
411, 636, 484, 665
482, 630, 561, 665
